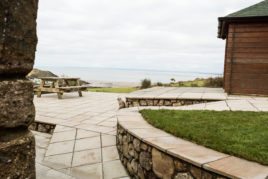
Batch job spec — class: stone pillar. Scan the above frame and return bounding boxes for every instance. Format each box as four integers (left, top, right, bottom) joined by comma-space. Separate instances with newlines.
0, 0, 38, 178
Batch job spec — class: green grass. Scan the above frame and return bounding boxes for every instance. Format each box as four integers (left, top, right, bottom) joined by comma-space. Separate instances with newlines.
170, 79, 205, 87
88, 87, 138, 93
140, 110, 268, 165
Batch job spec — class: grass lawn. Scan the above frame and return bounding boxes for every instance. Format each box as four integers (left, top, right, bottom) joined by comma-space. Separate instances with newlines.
140, 110, 268, 165
170, 79, 205, 87
88, 87, 138, 93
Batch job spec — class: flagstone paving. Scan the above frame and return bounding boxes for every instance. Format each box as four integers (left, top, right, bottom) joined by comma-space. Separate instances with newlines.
33, 89, 268, 179
34, 92, 129, 179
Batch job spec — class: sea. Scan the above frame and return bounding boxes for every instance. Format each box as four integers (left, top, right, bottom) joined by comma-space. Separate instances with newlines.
37, 66, 222, 87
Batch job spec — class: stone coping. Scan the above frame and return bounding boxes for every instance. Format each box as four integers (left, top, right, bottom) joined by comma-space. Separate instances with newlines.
117, 107, 268, 179
125, 87, 268, 101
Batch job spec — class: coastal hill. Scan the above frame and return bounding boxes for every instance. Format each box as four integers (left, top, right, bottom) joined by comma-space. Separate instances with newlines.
27, 68, 89, 85
27, 68, 57, 79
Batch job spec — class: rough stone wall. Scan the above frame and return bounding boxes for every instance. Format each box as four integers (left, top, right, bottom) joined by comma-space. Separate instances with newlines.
0, 0, 38, 178
117, 125, 229, 179
126, 98, 217, 107
29, 122, 56, 134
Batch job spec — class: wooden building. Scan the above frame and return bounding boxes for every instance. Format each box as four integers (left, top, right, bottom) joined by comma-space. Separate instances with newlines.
218, 0, 268, 95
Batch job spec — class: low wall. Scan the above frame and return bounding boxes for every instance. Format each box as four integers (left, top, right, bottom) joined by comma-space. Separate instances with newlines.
126, 98, 218, 107
117, 124, 228, 179
29, 121, 56, 134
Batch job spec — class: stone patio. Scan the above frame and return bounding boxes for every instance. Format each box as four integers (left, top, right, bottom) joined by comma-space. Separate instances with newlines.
34, 92, 129, 179
33, 89, 268, 178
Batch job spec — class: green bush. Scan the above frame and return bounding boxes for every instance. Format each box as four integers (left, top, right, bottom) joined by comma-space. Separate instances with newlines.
141, 79, 151, 89
191, 83, 198, 87
156, 82, 163, 86
204, 77, 223, 87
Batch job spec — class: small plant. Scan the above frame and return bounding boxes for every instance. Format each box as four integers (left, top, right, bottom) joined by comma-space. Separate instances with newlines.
191, 83, 198, 87
156, 82, 163, 86
204, 77, 223, 87
170, 78, 176, 83
141, 78, 151, 89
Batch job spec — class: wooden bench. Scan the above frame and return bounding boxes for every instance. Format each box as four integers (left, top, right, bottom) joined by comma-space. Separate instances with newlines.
35, 77, 86, 99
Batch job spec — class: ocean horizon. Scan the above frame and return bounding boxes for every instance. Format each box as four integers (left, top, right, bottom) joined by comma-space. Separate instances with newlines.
36, 66, 222, 85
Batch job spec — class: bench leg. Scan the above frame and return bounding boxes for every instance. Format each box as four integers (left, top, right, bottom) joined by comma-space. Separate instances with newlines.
37, 91, 42, 98
78, 90, 82, 97
57, 92, 63, 99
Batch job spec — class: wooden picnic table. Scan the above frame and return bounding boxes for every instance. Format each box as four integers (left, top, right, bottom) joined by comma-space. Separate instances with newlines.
35, 77, 86, 99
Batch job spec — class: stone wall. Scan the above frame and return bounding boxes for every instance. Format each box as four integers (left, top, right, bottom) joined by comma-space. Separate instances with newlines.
29, 122, 56, 134
117, 125, 228, 179
0, 0, 38, 178
126, 98, 218, 107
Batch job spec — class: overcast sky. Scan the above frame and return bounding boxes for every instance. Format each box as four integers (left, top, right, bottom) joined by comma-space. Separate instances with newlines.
35, 0, 261, 73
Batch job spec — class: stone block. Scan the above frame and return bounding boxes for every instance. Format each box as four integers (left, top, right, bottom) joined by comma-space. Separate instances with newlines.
0, 79, 35, 128
152, 148, 174, 179
0, 0, 38, 75
139, 151, 151, 171
0, 129, 35, 179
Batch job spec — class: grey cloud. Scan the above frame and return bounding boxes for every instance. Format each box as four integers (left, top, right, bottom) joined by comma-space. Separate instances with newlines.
36, 0, 261, 73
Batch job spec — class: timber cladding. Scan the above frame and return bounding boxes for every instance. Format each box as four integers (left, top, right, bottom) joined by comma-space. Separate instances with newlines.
224, 23, 268, 95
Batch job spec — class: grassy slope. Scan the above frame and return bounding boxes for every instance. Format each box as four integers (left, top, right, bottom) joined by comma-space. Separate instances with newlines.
140, 110, 268, 165
171, 79, 205, 87
88, 87, 138, 93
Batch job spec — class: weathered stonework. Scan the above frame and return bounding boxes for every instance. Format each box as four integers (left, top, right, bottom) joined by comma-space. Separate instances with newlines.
0, 79, 35, 128
0, 130, 35, 179
29, 122, 56, 134
152, 148, 175, 179
126, 98, 218, 107
0, 0, 38, 75
117, 124, 229, 179
0, 0, 38, 178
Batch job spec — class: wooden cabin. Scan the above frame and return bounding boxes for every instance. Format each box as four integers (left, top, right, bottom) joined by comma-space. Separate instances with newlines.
218, 0, 268, 95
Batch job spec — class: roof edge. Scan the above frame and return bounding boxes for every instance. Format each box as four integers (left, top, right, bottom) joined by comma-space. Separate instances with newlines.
218, 16, 268, 39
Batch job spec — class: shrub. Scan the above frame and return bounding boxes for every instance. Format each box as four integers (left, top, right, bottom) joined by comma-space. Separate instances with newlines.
191, 83, 198, 87
170, 78, 176, 83
204, 77, 223, 87
141, 78, 151, 89
156, 82, 163, 86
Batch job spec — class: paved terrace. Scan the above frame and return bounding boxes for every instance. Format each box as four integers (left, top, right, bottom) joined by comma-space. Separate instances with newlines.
127, 87, 228, 100
33, 88, 268, 179
34, 92, 129, 179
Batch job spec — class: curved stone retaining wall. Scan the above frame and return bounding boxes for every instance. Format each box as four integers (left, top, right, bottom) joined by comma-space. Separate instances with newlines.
116, 108, 268, 179
117, 124, 227, 179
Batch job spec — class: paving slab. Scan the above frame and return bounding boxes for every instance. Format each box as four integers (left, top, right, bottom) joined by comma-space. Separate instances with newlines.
102, 146, 120, 162
46, 140, 75, 156
70, 163, 103, 179
50, 130, 76, 143
103, 160, 128, 179
72, 149, 102, 167
101, 134, 116, 147
74, 136, 101, 151
76, 129, 99, 139
43, 153, 73, 169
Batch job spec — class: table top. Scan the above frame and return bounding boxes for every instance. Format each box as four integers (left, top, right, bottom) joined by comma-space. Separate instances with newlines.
39, 77, 80, 80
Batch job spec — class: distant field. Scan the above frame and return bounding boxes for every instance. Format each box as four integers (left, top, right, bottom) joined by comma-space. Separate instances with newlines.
88, 87, 138, 93
166, 77, 223, 87
141, 110, 268, 165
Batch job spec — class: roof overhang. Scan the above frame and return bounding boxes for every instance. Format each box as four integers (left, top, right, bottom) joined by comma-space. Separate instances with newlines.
218, 16, 268, 39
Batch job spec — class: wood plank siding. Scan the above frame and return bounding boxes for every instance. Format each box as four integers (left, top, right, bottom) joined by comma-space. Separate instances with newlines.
224, 23, 268, 95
